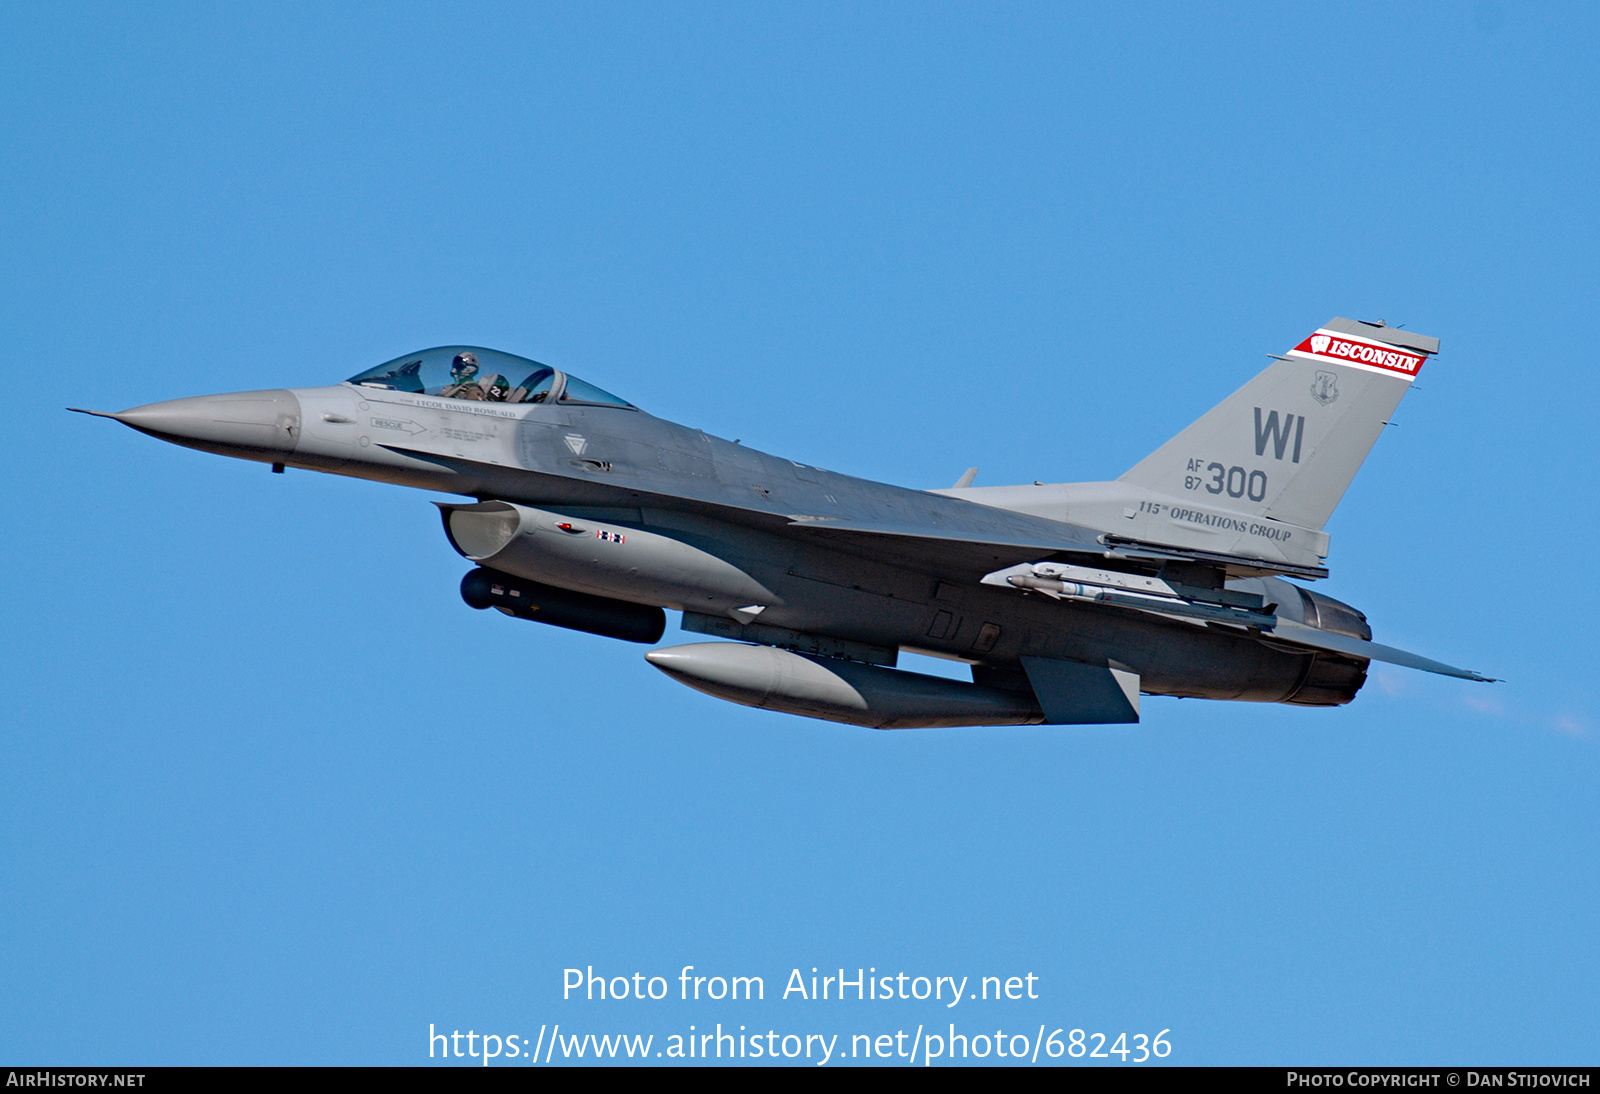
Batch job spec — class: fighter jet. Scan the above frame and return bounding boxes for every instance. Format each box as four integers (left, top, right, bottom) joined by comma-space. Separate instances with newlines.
73, 319, 1494, 728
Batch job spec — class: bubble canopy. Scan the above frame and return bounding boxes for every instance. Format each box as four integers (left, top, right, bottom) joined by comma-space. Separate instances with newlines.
344, 346, 634, 408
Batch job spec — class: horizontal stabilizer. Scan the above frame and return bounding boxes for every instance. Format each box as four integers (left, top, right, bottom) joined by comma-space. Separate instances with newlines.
1265, 619, 1497, 682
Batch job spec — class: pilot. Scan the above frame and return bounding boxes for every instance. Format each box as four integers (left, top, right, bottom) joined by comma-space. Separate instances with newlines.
441, 352, 485, 399
484, 374, 512, 401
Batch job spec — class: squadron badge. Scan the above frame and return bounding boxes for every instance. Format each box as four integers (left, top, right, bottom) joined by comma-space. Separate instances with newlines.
1311, 370, 1339, 406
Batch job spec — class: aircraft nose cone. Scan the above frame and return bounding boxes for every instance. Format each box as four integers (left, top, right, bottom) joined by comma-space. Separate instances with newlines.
112, 390, 302, 455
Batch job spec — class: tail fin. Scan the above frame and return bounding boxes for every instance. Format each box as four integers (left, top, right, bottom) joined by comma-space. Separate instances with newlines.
1118, 318, 1439, 531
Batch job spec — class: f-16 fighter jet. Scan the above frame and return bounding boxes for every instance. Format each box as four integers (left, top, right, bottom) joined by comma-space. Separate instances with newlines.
74, 318, 1494, 728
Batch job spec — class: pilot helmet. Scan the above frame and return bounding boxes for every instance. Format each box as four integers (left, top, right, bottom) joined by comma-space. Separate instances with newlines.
450, 351, 479, 378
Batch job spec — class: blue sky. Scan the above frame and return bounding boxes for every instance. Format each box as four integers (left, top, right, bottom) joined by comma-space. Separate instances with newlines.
2, 2, 1596, 1066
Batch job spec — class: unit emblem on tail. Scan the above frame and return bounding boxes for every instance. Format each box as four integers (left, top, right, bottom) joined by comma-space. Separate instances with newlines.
1311, 370, 1339, 406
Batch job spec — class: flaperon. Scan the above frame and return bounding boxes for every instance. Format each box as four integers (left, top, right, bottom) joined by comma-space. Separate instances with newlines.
73, 316, 1494, 728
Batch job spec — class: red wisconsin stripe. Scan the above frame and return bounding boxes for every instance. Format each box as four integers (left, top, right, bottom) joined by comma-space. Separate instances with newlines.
1293, 333, 1425, 376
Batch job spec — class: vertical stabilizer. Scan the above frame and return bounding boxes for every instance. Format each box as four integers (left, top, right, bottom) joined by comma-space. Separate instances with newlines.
1117, 318, 1439, 531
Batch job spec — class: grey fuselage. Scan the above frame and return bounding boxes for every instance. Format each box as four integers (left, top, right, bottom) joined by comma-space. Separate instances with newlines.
109, 376, 1359, 710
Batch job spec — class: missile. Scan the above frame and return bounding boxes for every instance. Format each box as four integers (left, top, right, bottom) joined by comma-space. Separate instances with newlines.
461, 567, 666, 643
1006, 574, 1276, 628
644, 642, 1044, 729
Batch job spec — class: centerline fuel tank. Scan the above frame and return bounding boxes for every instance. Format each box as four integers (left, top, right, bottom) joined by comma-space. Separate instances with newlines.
645, 642, 1046, 729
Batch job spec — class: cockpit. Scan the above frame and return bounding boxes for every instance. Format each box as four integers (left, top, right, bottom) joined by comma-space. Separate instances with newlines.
344, 347, 634, 409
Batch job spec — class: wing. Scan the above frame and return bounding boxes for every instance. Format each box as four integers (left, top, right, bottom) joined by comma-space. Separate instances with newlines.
785, 516, 1340, 583
384, 442, 1328, 583
782, 515, 1107, 579
380, 441, 1109, 574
